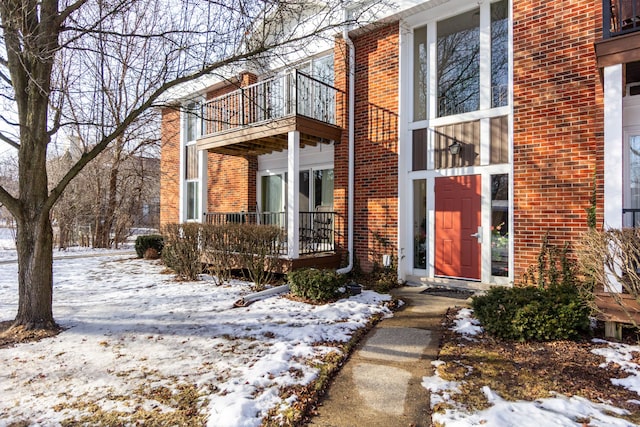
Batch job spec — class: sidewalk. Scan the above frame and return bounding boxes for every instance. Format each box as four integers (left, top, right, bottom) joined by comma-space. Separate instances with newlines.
308, 285, 473, 427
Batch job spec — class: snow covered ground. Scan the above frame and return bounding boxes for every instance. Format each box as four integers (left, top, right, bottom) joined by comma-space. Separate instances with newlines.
423, 308, 640, 427
2, 232, 640, 426
0, 250, 392, 426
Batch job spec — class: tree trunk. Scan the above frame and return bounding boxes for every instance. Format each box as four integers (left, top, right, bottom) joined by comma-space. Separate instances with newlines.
14, 213, 58, 330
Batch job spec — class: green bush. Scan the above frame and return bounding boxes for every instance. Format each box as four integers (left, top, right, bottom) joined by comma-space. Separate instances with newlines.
471, 285, 590, 341
134, 234, 164, 258
161, 223, 203, 281
288, 269, 345, 303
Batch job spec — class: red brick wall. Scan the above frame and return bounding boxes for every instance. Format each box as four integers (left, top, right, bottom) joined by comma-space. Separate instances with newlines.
512, 0, 603, 280
160, 106, 180, 226
206, 154, 257, 212
335, 22, 400, 272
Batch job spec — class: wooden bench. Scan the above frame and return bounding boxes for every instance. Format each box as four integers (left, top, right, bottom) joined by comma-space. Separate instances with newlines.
595, 291, 640, 339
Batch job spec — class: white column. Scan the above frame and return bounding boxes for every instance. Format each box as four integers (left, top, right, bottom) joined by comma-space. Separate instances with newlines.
604, 64, 623, 230
287, 131, 300, 258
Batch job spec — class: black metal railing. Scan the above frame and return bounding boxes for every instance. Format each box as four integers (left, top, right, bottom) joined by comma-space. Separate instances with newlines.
604, 0, 640, 38
202, 211, 336, 255
200, 70, 337, 137
623, 208, 640, 227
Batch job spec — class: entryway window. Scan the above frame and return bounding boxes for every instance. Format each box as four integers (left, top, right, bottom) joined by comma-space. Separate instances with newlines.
437, 8, 480, 117
413, 180, 427, 269
491, 174, 509, 277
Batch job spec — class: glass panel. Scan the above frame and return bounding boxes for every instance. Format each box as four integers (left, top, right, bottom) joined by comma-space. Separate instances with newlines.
627, 135, 640, 227
261, 175, 283, 213
186, 181, 199, 221
314, 169, 334, 209
299, 170, 310, 212
413, 25, 428, 121
491, 174, 509, 277
313, 54, 334, 85
413, 180, 427, 269
491, 0, 508, 108
437, 9, 480, 117
185, 102, 198, 142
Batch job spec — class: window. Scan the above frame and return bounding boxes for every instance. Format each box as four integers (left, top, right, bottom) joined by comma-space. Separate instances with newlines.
491, 0, 509, 108
413, 25, 428, 121
184, 102, 200, 221
314, 169, 334, 209
413, 180, 427, 269
261, 168, 333, 213
491, 174, 509, 277
437, 9, 480, 117
186, 181, 199, 221
625, 134, 640, 226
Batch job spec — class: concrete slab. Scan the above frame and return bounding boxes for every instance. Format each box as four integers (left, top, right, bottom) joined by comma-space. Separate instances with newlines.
359, 327, 431, 363
352, 363, 411, 415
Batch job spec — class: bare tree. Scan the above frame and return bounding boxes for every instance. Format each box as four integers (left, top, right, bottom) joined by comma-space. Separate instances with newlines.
0, 0, 356, 330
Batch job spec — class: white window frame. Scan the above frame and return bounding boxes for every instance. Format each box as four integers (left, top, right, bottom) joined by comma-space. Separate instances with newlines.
180, 99, 206, 223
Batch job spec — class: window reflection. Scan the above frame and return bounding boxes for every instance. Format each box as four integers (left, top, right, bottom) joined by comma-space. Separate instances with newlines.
491, 0, 509, 108
491, 174, 509, 276
437, 9, 480, 117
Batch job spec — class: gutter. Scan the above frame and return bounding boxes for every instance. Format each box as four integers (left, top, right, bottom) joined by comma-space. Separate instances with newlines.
337, 11, 355, 275
233, 284, 290, 307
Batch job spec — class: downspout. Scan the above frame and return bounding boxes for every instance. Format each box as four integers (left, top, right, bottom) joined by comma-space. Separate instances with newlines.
337, 11, 355, 275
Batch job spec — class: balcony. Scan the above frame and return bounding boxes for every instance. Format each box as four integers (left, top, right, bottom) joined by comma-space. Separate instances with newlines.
197, 70, 342, 156
596, 1, 640, 67
604, 0, 640, 38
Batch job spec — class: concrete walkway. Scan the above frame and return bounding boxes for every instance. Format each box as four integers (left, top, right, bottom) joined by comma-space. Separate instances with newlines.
308, 285, 472, 427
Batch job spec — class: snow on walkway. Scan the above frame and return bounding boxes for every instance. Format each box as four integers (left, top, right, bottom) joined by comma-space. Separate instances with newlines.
0, 254, 392, 426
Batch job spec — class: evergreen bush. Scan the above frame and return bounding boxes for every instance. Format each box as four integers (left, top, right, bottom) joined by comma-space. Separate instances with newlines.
471, 284, 590, 341
288, 269, 345, 303
134, 234, 164, 258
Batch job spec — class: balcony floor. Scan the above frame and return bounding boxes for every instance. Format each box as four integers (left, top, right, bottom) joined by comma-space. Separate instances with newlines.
197, 115, 342, 156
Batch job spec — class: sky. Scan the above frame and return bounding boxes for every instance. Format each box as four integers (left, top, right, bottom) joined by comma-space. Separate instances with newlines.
0, 227, 639, 426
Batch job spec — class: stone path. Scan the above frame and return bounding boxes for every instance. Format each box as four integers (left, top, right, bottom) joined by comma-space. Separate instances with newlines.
308, 285, 472, 427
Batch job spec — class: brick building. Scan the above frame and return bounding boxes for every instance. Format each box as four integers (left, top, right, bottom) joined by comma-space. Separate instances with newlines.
160, 0, 640, 288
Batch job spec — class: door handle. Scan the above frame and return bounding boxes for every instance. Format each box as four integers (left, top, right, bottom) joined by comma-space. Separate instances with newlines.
470, 226, 482, 243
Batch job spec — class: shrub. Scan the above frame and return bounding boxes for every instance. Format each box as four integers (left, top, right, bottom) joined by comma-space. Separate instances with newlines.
200, 224, 233, 286
161, 223, 203, 281
230, 223, 284, 291
577, 228, 640, 329
471, 285, 590, 341
288, 268, 345, 303
135, 234, 164, 259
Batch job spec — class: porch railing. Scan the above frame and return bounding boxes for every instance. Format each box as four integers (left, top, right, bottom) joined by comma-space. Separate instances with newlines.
202, 211, 337, 256
604, 0, 640, 38
201, 70, 337, 137
623, 208, 640, 227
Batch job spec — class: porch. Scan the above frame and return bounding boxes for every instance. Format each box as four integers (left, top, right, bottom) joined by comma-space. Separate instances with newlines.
202, 211, 342, 272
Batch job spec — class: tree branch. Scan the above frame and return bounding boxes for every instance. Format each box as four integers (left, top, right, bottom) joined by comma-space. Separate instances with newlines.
0, 130, 19, 149
0, 185, 19, 219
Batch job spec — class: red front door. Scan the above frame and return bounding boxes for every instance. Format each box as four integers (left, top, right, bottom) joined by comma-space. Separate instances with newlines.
435, 175, 481, 280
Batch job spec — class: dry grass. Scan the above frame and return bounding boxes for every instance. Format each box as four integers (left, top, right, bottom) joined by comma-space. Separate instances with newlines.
435, 308, 640, 424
